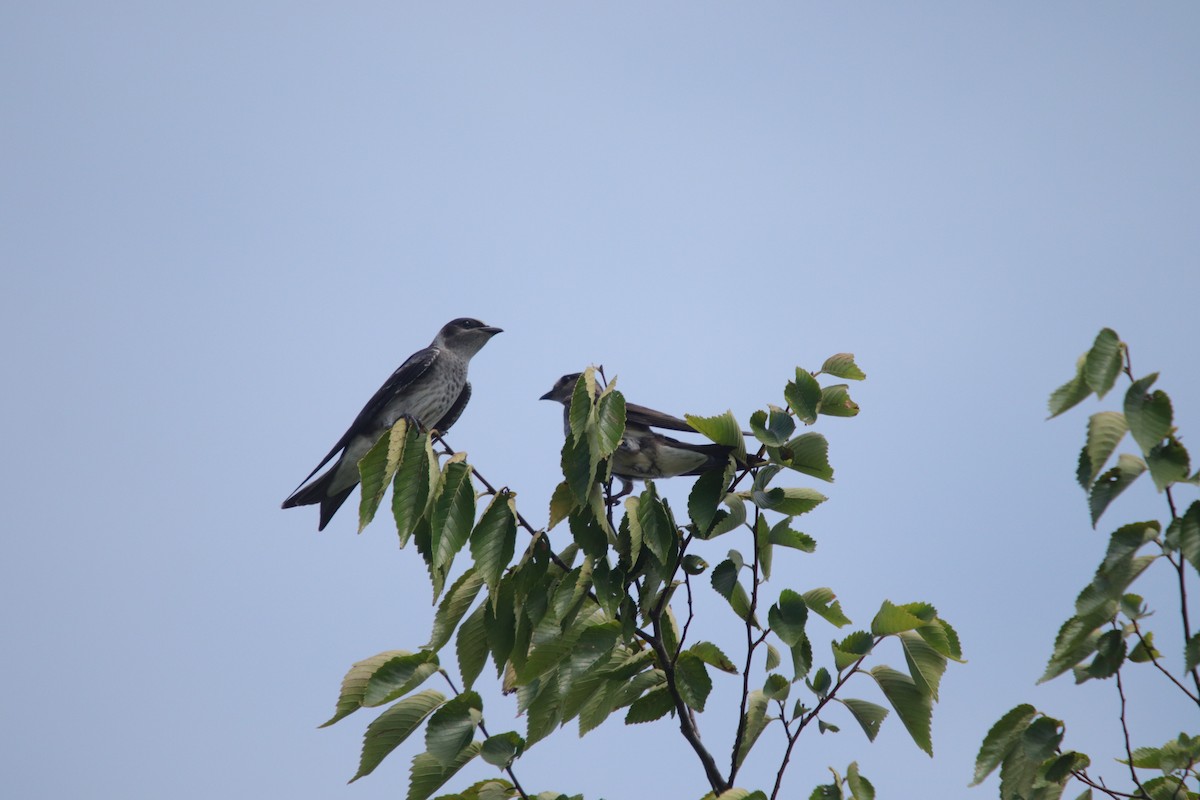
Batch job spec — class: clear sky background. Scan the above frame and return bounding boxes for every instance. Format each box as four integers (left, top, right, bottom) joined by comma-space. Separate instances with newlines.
2, 4, 1198, 799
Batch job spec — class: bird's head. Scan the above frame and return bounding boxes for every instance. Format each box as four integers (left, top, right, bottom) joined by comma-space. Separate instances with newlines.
539, 372, 584, 404
436, 317, 503, 356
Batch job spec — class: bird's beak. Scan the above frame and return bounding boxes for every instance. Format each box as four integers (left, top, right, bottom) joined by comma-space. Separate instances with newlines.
481, 326, 503, 336
539, 389, 554, 401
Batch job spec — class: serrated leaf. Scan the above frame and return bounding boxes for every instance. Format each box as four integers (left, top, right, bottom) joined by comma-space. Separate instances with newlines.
869, 666, 932, 755
471, 491, 517, 601
754, 485, 828, 516
523, 678, 561, 746
785, 368, 822, 425
1076, 629, 1125, 681
596, 390, 626, 457
561, 429, 595, 505
1040, 616, 1104, 683
846, 762, 875, 800
1180, 502, 1200, 575
351, 689, 447, 782
735, 690, 772, 769
818, 384, 859, 417
625, 687, 675, 724
763, 672, 790, 701
708, 494, 748, 539
764, 643, 781, 671
547, 481, 575, 531
676, 653, 713, 711
1077, 412, 1128, 489
406, 741, 481, 800
568, 371, 597, 441
900, 631, 947, 700
480, 731, 524, 769
638, 483, 675, 566
769, 520, 816, 553
832, 631, 874, 672
425, 691, 482, 767
841, 698, 888, 742
429, 460, 476, 591
1089, 453, 1147, 527
871, 600, 924, 636
393, 428, 435, 546
750, 405, 796, 447
998, 716, 1063, 800
686, 410, 747, 461
972, 704, 1038, 785
803, 588, 851, 627
1148, 435, 1191, 492
1083, 329, 1123, 398
712, 559, 759, 627
322, 649, 414, 727
691, 641, 738, 674
821, 353, 867, 381
1048, 356, 1091, 419
772, 432, 834, 482
1124, 374, 1171, 453
1044, 751, 1090, 783
362, 650, 441, 708
809, 667, 831, 696
689, 463, 732, 535
457, 604, 489, 690
360, 419, 409, 531
769, 590, 809, 647
427, 568, 484, 653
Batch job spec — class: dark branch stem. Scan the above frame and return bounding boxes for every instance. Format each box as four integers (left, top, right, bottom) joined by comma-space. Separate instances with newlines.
438, 670, 529, 800
728, 509, 763, 787
1114, 667, 1149, 798
1069, 769, 1137, 799
1130, 620, 1200, 704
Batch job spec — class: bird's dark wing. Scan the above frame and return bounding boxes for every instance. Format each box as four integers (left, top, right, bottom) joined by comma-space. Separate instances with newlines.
288, 346, 440, 491
433, 381, 471, 432
624, 401, 697, 433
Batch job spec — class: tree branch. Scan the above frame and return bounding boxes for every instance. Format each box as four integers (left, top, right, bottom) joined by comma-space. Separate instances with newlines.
438, 670, 529, 800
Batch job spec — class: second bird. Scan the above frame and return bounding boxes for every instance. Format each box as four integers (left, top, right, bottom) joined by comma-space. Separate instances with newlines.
541, 372, 735, 498
283, 317, 502, 530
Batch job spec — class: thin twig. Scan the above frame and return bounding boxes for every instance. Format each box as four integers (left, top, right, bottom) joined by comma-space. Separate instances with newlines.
1115, 667, 1149, 798
728, 507, 764, 786
438, 670, 529, 800
1130, 620, 1200, 704
1069, 769, 1137, 799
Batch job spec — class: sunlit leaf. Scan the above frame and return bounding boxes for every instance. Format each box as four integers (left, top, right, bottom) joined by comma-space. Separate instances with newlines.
821, 353, 867, 381
351, 689, 446, 782
686, 410, 747, 461
427, 568, 484, 653
817, 384, 859, 417
841, 698, 888, 742
322, 649, 417, 727
785, 368, 822, 425
362, 650, 441, 708
471, 491, 517, 601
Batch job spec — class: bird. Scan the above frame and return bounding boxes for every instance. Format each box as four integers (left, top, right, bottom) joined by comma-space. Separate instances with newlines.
283, 317, 502, 530
540, 372, 738, 499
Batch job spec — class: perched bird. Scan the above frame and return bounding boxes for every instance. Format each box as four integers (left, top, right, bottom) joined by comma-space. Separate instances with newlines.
283, 317, 502, 530
540, 372, 737, 498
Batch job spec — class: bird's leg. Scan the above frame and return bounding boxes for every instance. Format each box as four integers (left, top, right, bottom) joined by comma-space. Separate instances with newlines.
607, 478, 633, 505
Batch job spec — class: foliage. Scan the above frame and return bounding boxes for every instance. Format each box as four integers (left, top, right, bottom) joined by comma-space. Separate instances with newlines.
320, 357, 964, 799
974, 329, 1200, 800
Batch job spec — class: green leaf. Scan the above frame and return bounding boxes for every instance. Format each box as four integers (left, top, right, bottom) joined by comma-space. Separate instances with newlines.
685, 410, 747, 461
809, 667, 831, 696
1148, 435, 1191, 492
676, 653, 713, 711
998, 716, 1063, 800
429, 459, 476, 590
900, 631, 947, 700
764, 643, 781, 672
750, 405, 796, 447
456, 604, 489, 690
560, 429, 596, 504
362, 650, 441, 708
637, 484, 675, 566
846, 762, 875, 800
1048, 355, 1091, 419
769, 590, 809, 647
406, 741, 482, 800
470, 491, 517, 601
772, 432, 834, 482
821, 353, 867, 381
523, 678, 562, 746
712, 559, 758, 627
359, 419, 409, 531
754, 486, 828, 516
479, 732, 524, 769
393, 428, 435, 546
322, 649, 416, 727
840, 698, 888, 742
427, 568, 484, 653
690, 641, 738, 674
547, 481, 574, 531
972, 704, 1037, 785
425, 691, 482, 767
1083, 329, 1123, 398
785, 368, 822, 425
762, 673, 789, 702
351, 689, 447, 782
625, 687, 675, 724
682, 554, 709, 575
1040, 616, 1103, 683
871, 600, 924, 636
735, 690, 772, 768
1075, 629, 1125, 681
832, 631, 874, 672
689, 463, 732, 535
869, 666, 932, 755
1077, 411, 1128, 489
596, 390, 626, 457
818, 384, 859, 417
803, 588, 851, 627
1124, 373, 1171, 453
707, 494, 748, 539
1043, 751, 1090, 783
769, 520, 817, 553
569, 370, 597, 441
1088, 453, 1147, 527
1180, 502, 1200, 575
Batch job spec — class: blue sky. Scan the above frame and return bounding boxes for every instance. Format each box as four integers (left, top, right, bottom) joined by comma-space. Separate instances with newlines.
3, 4, 1198, 798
